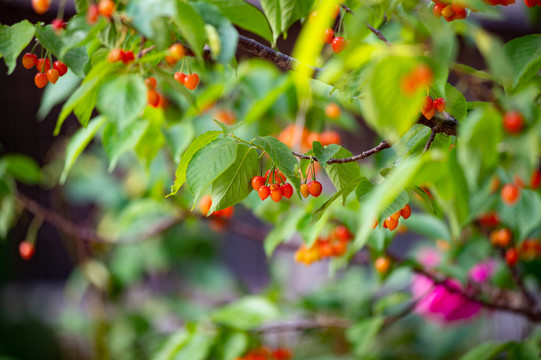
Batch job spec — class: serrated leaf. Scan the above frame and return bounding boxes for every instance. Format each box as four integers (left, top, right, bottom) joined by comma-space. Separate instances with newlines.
97, 74, 147, 129
0, 20, 35, 74
174, 2, 206, 61
264, 208, 305, 255
60, 116, 107, 184
186, 138, 238, 207
38, 71, 81, 120
312, 141, 340, 167
102, 121, 148, 172
260, 0, 282, 45
254, 136, 302, 197
326, 147, 361, 203
167, 131, 221, 197
210, 296, 280, 330
504, 34, 541, 92
209, 144, 258, 213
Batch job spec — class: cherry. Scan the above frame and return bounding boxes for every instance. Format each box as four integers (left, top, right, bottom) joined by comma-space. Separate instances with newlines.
53, 61, 68, 76
490, 176, 501, 193
333, 225, 353, 242
325, 103, 341, 119
121, 50, 135, 64
531, 170, 541, 189
331, 241, 347, 256
169, 44, 186, 61
433, 97, 446, 112
174, 72, 187, 85
433, 2, 445, 16
52, 18, 66, 33
384, 215, 399, 231
307, 180, 322, 197
375, 256, 391, 274
319, 131, 341, 146
108, 48, 122, 62
19, 241, 35, 261
36, 58, 51, 73
145, 76, 157, 89
372, 219, 379, 229
147, 89, 160, 107
323, 28, 334, 44
200, 195, 213, 216
98, 0, 115, 18
214, 206, 234, 218
505, 248, 519, 266
300, 184, 310, 198
281, 183, 293, 199
271, 349, 292, 360
46, 68, 59, 84
32, 0, 50, 14
478, 212, 500, 227
87, 4, 99, 24
503, 111, 524, 134
331, 36, 347, 54
525, 0, 537, 6
184, 73, 200, 90
451, 3, 467, 19
258, 185, 270, 200
490, 228, 511, 247
34, 72, 48, 88
22, 53, 37, 69
402, 64, 433, 95
422, 96, 436, 120
501, 183, 520, 205
251, 176, 266, 191
265, 169, 286, 184
401, 204, 412, 219
270, 184, 283, 202
214, 110, 236, 125
318, 240, 334, 258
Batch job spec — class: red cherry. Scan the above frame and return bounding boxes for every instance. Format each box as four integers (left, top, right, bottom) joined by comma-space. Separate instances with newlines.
281, 183, 293, 199
251, 176, 266, 191
478, 212, 500, 227
319, 131, 341, 146
318, 240, 334, 258
147, 89, 160, 107
145, 76, 157, 89
258, 186, 270, 200
184, 73, 200, 90
433, 97, 446, 112
525, 0, 536, 6
46, 68, 59, 84
384, 215, 399, 231
32, 0, 50, 14
433, 2, 445, 16
307, 180, 322, 197
490, 228, 511, 247
300, 184, 310, 198
19, 241, 35, 261
333, 225, 353, 242
531, 170, 541, 189
270, 184, 283, 202
451, 3, 467, 19
22, 53, 37, 69
36, 58, 51, 73
422, 96, 436, 120
505, 248, 519, 266
87, 4, 99, 24
331, 36, 347, 54
98, 0, 115, 18
401, 204, 412, 219
323, 28, 334, 44
214, 206, 234, 218
53, 61, 68, 76
174, 72, 187, 85
441, 5, 455, 21
503, 111, 524, 134
331, 241, 348, 256
34, 72, 48, 88
121, 50, 135, 64
501, 183, 520, 205
52, 18, 66, 32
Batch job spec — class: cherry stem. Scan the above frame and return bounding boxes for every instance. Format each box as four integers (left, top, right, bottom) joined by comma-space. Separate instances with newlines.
25, 215, 43, 246
58, 0, 67, 20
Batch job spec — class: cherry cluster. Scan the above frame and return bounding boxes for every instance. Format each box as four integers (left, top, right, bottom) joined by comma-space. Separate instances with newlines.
174, 72, 200, 90
252, 170, 293, 202
401, 64, 433, 96
145, 76, 162, 108
310, 5, 349, 54
295, 225, 354, 265
22, 53, 68, 88
108, 48, 135, 64
421, 96, 447, 120
432, 1, 467, 21
490, 228, 541, 266
236, 347, 291, 360
373, 204, 412, 232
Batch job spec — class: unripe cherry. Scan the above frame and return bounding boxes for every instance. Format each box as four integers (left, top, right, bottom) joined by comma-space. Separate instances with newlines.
169, 43, 186, 60
199, 195, 212, 216
300, 184, 310, 198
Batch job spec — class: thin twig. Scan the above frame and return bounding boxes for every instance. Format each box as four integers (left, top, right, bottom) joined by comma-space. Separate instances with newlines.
292, 140, 391, 164
255, 317, 351, 334
340, 4, 390, 45
423, 128, 437, 152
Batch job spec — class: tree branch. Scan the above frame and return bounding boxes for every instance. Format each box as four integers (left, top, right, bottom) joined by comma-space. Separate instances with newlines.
292, 140, 391, 164
423, 128, 437, 152
340, 4, 391, 45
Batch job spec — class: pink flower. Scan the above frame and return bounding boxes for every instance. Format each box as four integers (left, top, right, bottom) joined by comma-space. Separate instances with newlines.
469, 260, 496, 284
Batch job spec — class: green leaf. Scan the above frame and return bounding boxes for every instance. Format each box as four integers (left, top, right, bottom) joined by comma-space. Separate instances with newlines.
97, 74, 147, 129
504, 34, 541, 92
312, 141, 340, 167
0, 196, 16, 239
498, 190, 541, 240
260, 0, 282, 45
151, 331, 190, 360
167, 131, 221, 197
2, 155, 41, 184
102, 121, 148, 172
0, 20, 35, 74
222, 333, 248, 360
174, 2, 206, 60
125, 0, 177, 39
37, 71, 81, 120
459, 341, 511, 360
395, 124, 431, 160
55, 60, 116, 134
264, 208, 305, 256
134, 121, 166, 167
186, 138, 238, 207
209, 144, 258, 213
326, 147, 361, 203
254, 136, 302, 197
211, 296, 280, 330
380, 191, 409, 220
193, 2, 239, 64
355, 177, 374, 200
60, 116, 107, 184
362, 56, 425, 141
173, 333, 216, 360
432, 83, 467, 122
346, 316, 384, 356
205, 0, 273, 44
471, 27, 513, 89
404, 213, 451, 241
311, 181, 360, 225
164, 123, 194, 164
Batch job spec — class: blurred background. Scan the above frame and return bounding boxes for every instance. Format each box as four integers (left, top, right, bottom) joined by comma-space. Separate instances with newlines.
1, 1, 541, 359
